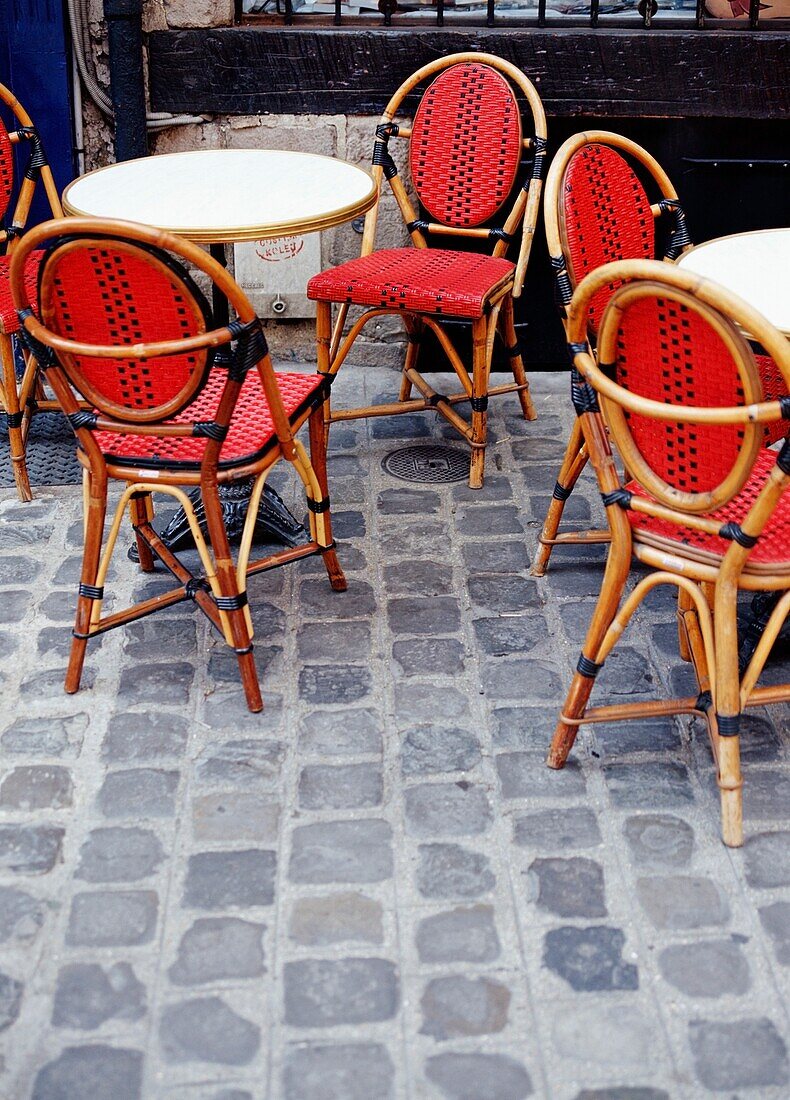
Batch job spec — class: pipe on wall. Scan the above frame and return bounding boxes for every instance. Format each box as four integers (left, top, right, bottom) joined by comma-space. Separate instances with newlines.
103, 0, 148, 160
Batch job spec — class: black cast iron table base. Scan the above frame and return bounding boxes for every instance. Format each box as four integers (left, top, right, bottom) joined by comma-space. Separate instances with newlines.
127, 480, 310, 562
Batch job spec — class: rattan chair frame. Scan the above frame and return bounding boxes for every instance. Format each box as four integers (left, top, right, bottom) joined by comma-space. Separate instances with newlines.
546, 257, 790, 848
313, 52, 547, 489
532, 131, 695, 576
10, 216, 346, 713
0, 82, 63, 501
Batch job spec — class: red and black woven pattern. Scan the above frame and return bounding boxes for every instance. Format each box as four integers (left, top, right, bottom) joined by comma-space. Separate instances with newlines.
627, 448, 790, 565
307, 247, 514, 318
43, 244, 208, 417
0, 250, 41, 334
408, 63, 522, 229
0, 117, 13, 223
615, 296, 747, 495
564, 145, 655, 331
756, 353, 790, 446
95, 368, 324, 470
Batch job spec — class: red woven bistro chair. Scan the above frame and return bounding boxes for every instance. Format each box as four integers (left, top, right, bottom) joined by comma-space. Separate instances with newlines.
306, 53, 547, 489
532, 131, 788, 576
547, 258, 790, 848
10, 216, 346, 713
0, 82, 63, 500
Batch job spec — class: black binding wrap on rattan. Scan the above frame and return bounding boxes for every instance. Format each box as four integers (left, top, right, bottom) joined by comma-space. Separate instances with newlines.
776, 439, 790, 476
16, 309, 56, 369
696, 690, 712, 713
528, 136, 548, 183
778, 395, 790, 421
2, 224, 22, 241
470, 395, 488, 413
185, 578, 211, 600
215, 591, 248, 611
601, 488, 633, 509
571, 368, 600, 415
577, 653, 603, 678
718, 521, 758, 549
68, 410, 98, 431
568, 342, 588, 357
78, 582, 103, 599
406, 218, 430, 235
16, 126, 47, 180
227, 316, 268, 383
488, 227, 514, 243
550, 255, 574, 307
505, 343, 520, 358
192, 420, 228, 442
307, 496, 330, 514
658, 198, 693, 261
5, 411, 23, 429
373, 123, 399, 180
235, 644, 254, 655
716, 713, 740, 737
553, 481, 572, 502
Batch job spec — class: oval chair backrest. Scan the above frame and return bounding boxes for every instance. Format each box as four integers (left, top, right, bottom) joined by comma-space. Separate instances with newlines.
561, 144, 656, 333
0, 113, 14, 223
596, 280, 764, 514
38, 236, 214, 424
408, 62, 523, 230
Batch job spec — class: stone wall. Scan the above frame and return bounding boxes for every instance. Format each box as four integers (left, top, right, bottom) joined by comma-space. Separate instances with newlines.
80, 1, 408, 365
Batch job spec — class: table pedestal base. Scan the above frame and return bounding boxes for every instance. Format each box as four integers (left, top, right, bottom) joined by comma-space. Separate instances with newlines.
127, 481, 310, 562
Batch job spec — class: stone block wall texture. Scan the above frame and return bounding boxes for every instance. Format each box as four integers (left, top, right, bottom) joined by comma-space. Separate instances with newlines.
79, 1, 409, 364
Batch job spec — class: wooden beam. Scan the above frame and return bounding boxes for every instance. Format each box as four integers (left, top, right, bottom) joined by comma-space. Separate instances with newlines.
149, 27, 790, 119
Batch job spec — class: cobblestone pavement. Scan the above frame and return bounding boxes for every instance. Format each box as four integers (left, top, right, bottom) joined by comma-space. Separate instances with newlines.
2, 368, 790, 1100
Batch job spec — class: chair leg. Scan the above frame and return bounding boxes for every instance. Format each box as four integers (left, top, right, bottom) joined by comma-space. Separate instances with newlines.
399, 318, 422, 402
316, 300, 334, 450
308, 406, 347, 593
500, 295, 537, 422
66, 469, 107, 694
531, 418, 589, 577
1, 335, 32, 502
201, 481, 263, 713
677, 587, 694, 663
547, 540, 631, 768
712, 578, 744, 847
469, 317, 489, 490
129, 491, 157, 573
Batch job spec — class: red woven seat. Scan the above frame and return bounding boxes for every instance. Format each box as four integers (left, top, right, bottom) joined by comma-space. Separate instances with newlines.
95, 368, 325, 470
627, 448, 790, 569
0, 251, 42, 334
307, 248, 515, 319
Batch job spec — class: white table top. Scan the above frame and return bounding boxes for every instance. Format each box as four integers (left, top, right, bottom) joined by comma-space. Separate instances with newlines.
62, 149, 378, 244
677, 228, 790, 337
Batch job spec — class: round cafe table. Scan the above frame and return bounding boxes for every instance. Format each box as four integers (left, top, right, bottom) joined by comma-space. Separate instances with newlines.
676, 227, 790, 338
61, 148, 377, 551
62, 147, 377, 244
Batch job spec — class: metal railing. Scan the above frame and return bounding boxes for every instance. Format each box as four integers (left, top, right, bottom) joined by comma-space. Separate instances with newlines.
240, 0, 771, 30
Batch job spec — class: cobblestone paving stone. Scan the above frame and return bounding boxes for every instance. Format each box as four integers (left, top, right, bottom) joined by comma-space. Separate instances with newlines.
2, 369, 790, 1098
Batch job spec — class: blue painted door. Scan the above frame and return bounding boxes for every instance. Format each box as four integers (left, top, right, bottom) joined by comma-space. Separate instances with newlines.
0, 0, 76, 221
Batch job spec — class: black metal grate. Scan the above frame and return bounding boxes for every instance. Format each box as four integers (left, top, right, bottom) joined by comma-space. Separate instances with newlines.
241, 0, 770, 31
0, 413, 81, 488
382, 444, 470, 483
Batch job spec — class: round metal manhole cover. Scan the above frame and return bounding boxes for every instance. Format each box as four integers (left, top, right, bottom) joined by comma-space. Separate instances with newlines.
381, 444, 470, 484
